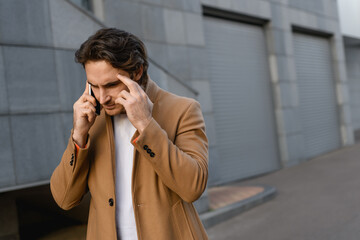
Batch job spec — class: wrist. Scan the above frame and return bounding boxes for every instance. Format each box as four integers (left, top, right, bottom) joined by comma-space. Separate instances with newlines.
72, 130, 88, 148
138, 117, 152, 134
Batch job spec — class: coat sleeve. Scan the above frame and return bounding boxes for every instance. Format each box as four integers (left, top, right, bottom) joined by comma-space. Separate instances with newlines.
132, 101, 209, 203
50, 130, 90, 210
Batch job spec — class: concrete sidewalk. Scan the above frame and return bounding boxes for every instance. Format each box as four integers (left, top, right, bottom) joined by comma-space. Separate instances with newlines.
206, 143, 360, 240
200, 183, 276, 229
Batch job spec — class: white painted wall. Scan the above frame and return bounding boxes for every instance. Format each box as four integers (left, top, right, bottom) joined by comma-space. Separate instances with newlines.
338, 0, 360, 38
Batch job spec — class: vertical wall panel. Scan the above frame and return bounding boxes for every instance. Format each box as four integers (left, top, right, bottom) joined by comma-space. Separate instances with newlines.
204, 16, 280, 184
345, 47, 360, 131
294, 33, 341, 159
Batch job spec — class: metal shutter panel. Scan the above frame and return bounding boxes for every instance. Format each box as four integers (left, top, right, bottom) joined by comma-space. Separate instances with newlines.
345, 47, 360, 131
204, 16, 280, 184
294, 33, 341, 159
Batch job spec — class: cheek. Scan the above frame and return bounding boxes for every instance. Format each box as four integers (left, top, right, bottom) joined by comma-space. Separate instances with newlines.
107, 88, 120, 100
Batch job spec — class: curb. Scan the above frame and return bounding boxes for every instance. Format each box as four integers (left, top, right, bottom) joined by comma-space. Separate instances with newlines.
200, 185, 277, 229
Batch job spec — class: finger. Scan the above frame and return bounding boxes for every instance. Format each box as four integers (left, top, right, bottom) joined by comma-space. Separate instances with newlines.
117, 74, 141, 95
115, 96, 126, 106
87, 110, 96, 122
125, 75, 147, 98
81, 94, 97, 106
118, 89, 133, 100
81, 102, 96, 112
80, 108, 92, 118
83, 108, 95, 122
88, 114, 96, 123
82, 107, 92, 115
84, 81, 90, 94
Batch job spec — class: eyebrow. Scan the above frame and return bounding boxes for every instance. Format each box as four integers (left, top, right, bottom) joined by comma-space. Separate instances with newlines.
87, 79, 120, 87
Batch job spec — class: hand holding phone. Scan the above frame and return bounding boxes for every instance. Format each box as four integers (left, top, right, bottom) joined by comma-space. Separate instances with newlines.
72, 83, 99, 147
89, 84, 101, 115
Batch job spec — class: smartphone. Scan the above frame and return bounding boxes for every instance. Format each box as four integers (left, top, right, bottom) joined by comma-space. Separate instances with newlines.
88, 84, 101, 115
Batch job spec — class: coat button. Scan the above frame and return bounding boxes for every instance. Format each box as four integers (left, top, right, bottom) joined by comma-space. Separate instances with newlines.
70, 160, 74, 166
143, 145, 148, 150
150, 152, 155, 158
147, 149, 152, 154
109, 198, 114, 207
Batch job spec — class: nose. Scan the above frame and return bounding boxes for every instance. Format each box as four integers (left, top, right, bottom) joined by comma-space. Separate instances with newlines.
99, 88, 111, 105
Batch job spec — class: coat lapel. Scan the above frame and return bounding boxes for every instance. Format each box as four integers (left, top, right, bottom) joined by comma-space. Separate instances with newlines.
105, 114, 116, 184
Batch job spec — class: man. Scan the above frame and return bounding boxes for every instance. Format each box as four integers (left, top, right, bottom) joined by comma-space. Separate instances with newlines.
50, 28, 209, 240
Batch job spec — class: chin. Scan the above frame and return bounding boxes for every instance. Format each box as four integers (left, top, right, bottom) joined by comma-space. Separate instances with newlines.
103, 107, 123, 116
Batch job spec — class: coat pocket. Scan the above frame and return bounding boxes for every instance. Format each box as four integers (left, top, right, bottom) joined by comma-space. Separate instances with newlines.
172, 200, 195, 240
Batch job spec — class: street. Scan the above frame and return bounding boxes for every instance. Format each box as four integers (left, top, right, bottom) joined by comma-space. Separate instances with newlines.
207, 143, 360, 240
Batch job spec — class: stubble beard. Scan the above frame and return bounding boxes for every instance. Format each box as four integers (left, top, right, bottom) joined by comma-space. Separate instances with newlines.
104, 104, 126, 116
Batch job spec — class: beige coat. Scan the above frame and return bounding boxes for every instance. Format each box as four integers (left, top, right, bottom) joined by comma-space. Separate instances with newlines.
50, 79, 209, 239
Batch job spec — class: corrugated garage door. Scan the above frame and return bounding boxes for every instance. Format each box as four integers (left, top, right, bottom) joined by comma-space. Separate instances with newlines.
344, 46, 360, 141
204, 16, 280, 184
293, 33, 341, 159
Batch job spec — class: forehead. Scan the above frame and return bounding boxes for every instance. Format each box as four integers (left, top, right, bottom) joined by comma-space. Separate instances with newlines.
84, 60, 128, 85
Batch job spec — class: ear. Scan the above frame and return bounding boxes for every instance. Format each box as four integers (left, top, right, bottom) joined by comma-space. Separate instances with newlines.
134, 65, 144, 81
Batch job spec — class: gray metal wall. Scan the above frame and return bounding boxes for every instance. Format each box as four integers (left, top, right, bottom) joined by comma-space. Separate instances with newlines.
0, 0, 198, 193
0, 0, 101, 192
294, 33, 341, 159
345, 44, 360, 133
204, 16, 280, 184
0, 1, 104, 237
200, 0, 352, 171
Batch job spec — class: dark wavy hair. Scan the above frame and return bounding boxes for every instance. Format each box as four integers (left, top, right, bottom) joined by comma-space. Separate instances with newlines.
75, 28, 149, 87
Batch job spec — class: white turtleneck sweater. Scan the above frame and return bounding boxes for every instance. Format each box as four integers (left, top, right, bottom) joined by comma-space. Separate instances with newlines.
113, 114, 138, 240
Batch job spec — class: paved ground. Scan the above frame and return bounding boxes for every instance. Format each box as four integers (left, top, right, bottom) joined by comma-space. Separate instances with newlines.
208, 185, 265, 210
207, 143, 360, 240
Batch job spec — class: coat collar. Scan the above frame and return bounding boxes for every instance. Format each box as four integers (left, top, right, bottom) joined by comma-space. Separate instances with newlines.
144, 76, 160, 104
